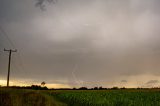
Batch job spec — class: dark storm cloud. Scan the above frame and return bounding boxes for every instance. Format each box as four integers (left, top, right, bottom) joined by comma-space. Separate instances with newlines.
146, 80, 159, 85
0, 0, 160, 87
142, 80, 160, 88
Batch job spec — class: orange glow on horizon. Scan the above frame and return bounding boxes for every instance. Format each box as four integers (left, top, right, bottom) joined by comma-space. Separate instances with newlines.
0, 80, 71, 88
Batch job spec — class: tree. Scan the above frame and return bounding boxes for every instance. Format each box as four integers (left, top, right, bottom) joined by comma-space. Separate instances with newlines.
79, 87, 88, 90
41, 81, 46, 87
111, 86, 119, 90
93, 87, 98, 90
99, 86, 103, 90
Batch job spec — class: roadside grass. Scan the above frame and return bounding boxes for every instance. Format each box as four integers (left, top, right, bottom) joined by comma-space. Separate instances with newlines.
0, 88, 67, 106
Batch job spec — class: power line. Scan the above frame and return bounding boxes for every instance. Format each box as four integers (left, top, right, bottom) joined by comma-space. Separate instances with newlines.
0, 25, 26, 71
12, 55, 29, 79
4, 48, 17, 87
0, 25, 15, 48
0, 25, 30, 86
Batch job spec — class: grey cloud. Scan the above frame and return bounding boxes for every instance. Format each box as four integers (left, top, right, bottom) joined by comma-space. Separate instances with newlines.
0, 0, 160, 87
35, 0, 57, 10
121, 80, 127, 83
142, 80, 160, 88
146, 80, 159, 85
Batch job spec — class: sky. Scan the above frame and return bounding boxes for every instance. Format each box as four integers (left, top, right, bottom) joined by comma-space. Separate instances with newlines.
0, 0, 160, 88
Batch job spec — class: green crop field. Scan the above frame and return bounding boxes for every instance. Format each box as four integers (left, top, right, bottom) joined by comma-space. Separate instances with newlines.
1, 88, 160, 106
51, 90, 160, 106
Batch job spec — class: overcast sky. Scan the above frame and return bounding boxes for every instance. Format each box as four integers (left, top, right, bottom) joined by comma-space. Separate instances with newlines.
0, 0, 160, 88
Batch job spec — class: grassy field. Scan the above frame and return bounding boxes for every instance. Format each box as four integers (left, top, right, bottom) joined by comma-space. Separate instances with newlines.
1, 88, 160, 106
0, 88, 67, 106
52, 89, 160, 106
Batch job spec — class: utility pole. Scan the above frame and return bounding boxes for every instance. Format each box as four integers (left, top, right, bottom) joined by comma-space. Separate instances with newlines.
4, 48, 17, 87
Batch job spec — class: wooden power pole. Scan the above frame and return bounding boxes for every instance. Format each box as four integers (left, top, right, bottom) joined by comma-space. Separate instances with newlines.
4, 48, 17, 87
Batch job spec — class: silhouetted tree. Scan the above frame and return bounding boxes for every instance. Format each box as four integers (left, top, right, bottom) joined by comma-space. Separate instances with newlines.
31, 85, 48, 90
31, 85, 41, 90
121, 87, 126, 89
79, 87, 88, 90
99, 86, 103, 90
41, 81, 46, 87
93, 87, 98, 90
73, 87, 77, 90
111, 87, 119, 90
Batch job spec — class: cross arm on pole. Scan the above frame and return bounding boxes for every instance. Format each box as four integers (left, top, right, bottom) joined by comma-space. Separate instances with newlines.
4, 48, 17, 87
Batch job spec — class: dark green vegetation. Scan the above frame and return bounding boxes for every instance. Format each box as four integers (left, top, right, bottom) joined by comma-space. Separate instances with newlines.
52, 90, 160, 106
1, 88, 160, 106
0, 88, 66, 106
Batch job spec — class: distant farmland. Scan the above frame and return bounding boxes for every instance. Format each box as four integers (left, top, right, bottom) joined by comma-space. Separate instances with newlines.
1, 88, 160, 106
